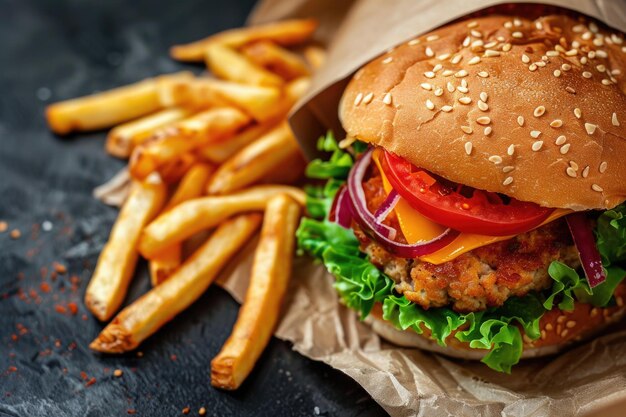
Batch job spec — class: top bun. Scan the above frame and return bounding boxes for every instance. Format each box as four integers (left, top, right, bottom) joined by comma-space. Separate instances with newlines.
340, 14, 626, 210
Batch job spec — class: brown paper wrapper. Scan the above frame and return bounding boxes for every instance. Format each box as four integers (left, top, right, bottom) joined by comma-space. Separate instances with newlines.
94, 1, 626, 415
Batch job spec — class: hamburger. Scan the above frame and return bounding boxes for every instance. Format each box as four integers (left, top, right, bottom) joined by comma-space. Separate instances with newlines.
296, 12, 626, 372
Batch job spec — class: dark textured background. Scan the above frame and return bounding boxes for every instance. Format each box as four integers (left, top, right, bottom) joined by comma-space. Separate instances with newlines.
0, 0, 386, 415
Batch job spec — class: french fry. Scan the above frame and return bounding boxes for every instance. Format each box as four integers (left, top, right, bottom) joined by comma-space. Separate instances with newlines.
149, 163, 214, 285
159, 78, 281, 121
90, 214, 262, 353
303, 45, 327, 70
170, 19, 318, 62
204, 43, 284, 87
85, 178, 167, 321
138, 185, 305, 259
157, 152, 199, 184
129, 107, 249, 180
241, 41, 310, 80
198, 122, 277, 164
46, 72, 193, 135
206, 123, 302, 195
211, 194, 301, 390
106, 108, 193, 158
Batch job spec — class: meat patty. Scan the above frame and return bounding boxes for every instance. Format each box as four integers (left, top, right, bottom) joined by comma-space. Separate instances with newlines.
355, 168, 580, 313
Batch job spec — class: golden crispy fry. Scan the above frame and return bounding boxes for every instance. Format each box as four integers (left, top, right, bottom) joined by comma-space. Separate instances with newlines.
211, 195, 301, 389
159, 78, 281, 122
157, 152, 199, 184
198, 122, 276, 164
138, 185, 305, 259
90, 214, 262, 353
205, 43, 284, 87
241, 41, 310, 80
105, 108, 193, 158
206, 123, 302, 194
45, 72, 193, 135
85, 178, 167, 321
129, 107, 249, 180
303, 45, 327, 70
149, 162, 215, 285
170, 19, 318, 62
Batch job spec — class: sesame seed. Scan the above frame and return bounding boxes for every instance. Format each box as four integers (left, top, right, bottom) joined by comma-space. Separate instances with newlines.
532, 141, 544, 151
553, 69, 562, 77
555, 45, 566, 53
517, 116, 525, 126
382, 56, 393, 64
479, 92, 488, 102
463, 36, 471, 47
477, 71, 489, 78
574, 108, 582, 119
582, 31, 592, 40
441, 105, 453, 112
602, 79, 612, 85
467, 21, 478, 28
530, 130, 541, 138
592, 184, 604, 192
456, 86, 469, 93
582, 166, 590, 178
560, 143, 571, 154
470, 29, 482, 38
618, 296, 624, 307
561, 329, 569, 338
594, 38, 604, 47
464, 142, 473, 155
461, 126, 473, 134
362, 92, 374, 104
597, 64, 606, 72
476, 116, 491, 125
512, 31, 523, 39
455, 70, 468, 78
557, 316, 566, 324
461, 79, 467, 88
484, 50, 500, 57
484, 127, 492, 135
585, 123, 597, 135
533, 106, 546, 117
583, 71, 592, 78
468, 56, 481, 65
528, 63, 538, 72
426, 35, 440, 42
420, 83, 432, 90
521, 54, 530, 63
446, 82, 455, 92
489, 155, 503, 164
507, 144, 515, 156
433, 64, 443, 72
541, 330, 547, 340
425, 47, 434, 57
458, 97, 472, 104
503, 176, 514, 186
383, 92, 392, 105
550, 119, 563, 128
566, 167, 577, 177
504, 21, 513, 29
546, 50, 560, 57
471, 40, 484, 49
546, 323, 554, 331
502, 43, 512, 52
434, 88, 443, 97
588, 50, 596, 59
581, 56, 588, 64
426, 99, 435, 110
612, 69, 622, 75
612, 34, 623, 44
566, 86, 576, 94
437, 53, 451, 60
561, 63, 571, 71
408, 39, 420, 46
424, 71, 435, 78
503, 165, 514, 173
600, 161, 608, 173
570, 161, 579, 171
451, 54, 462, 64
478, 100, 488, 111
513, 18, 522, 27
535, 60, 546, 67
573, 24, 586, 33
442, 70, 455, 77
612, 113, 620, 126
354, 93, 363, 106
565, 49, 578, 56
555, 136, 567, 145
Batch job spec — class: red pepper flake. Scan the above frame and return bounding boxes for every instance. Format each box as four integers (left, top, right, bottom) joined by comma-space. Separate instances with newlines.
54, 340, 62, 348
67, 302, 78, 315
0, 221, 7, 232
68, 342, 77, 351
127, 410, 137, 415
10, 229, 21, 239
182, 407, 190, 415
40, 283, 51, 293
7, 366, 17, 373
113, 369, 123, 377
85, 377, 97, 387
55, 305, 67, 314
81, 314, 88, 321
10, 334, 18, 342
53, 262, 67, 275
170, 354, 177, 361
29, 289, 38, 300
80, 371, 88, 381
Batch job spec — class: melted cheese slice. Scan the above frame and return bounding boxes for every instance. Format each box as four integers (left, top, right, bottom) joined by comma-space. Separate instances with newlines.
371, 150, 571, 264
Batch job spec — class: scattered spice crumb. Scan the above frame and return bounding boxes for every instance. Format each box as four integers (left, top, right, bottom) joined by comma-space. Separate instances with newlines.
114, 369, 123, 377
170, 354, 177, 361
199, 407, 206, 416
136, 351, 144, 358
127, 410, 136, 415
53, 262, 67, 275
182, 407, 190, 415
55, 305, 67, 314
81, 314, 88, 321
67, 302, 78, 315
0, 221, 7, 232
80, 371, 88, 381
7, 366, 17, 373
85, 377, 97, 387
10, 229, 21, 239
40, 283, 51, 293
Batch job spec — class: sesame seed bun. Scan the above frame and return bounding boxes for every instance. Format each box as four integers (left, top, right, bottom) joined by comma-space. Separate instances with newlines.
366, 285, 626, 361
339, 14, 626, 210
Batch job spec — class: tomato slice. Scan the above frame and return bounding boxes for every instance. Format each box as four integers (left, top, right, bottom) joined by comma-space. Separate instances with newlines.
381, 150, 554, 236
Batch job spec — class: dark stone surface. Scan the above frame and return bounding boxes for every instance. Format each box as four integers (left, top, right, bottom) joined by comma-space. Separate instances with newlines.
0, 1, 386, 415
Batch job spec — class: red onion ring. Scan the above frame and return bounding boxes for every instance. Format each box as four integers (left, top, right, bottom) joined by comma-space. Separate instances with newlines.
346, 148, 459, 258
374, 190, 400, 224
566, 213, 606, 287
332, 186, 353, 228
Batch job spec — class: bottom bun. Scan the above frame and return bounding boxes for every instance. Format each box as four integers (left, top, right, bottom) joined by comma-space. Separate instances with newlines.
366, 288, 626, 361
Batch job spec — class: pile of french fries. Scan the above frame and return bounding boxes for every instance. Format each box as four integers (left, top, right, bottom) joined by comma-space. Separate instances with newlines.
45, 18, 324, 390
